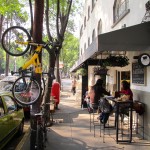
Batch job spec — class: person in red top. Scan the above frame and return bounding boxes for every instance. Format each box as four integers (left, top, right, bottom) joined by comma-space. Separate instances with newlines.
114, 80, 133, 118
120, 80, 133, 101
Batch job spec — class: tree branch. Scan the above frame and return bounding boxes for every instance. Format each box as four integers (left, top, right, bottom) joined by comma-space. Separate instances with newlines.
60, 0, 72, 38
56, 0, 60, 40
45, 0, 53, 41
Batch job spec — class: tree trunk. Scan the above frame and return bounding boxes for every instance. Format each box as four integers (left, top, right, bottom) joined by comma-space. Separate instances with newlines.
5, 54, 9, 76
56, 54, 61, 85
43, 46, 56, 123
30, 0, 44, 149
0, 15, 4, 41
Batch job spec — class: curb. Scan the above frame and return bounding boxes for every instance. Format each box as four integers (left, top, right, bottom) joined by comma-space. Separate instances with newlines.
16, 125, 30, 150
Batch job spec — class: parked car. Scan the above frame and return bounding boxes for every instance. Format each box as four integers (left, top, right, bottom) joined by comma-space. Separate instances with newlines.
0, 76, 17, 91
0, 76, 30, 118
0, 92, 24, 149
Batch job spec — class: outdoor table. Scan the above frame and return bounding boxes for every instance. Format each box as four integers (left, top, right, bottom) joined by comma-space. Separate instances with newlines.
106, 97, 133, 143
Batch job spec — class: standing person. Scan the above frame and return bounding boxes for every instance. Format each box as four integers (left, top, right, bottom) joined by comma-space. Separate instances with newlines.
89, 79, 110, 110
72, 77, 77, 95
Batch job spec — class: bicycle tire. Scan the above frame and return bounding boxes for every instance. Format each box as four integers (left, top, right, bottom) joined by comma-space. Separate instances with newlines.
12, 76, 41, 105
2, 26, 31, 56
36, 125, 44, 150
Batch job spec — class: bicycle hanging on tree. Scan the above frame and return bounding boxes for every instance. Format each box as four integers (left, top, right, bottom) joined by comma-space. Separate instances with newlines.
1, 26, 58, 106
2, 26, 60, 149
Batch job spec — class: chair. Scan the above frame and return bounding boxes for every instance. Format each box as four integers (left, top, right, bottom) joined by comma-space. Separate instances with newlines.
92, 99, 115, 143
89, 106, 99, 132
132, 101, 145, 139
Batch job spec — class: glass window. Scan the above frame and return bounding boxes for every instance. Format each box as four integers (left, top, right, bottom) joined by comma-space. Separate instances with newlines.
88, 6, 90, 20
113, 0, 129, 23
97, 19, 102, 35
3, 96, 16, 113
88, 37, 90, 46
92, 29, 95, 41
84, 43, 86, 51
84, 17, 86, 28
80, 25, 83, 37
80, 48, 83, 55
92, 0, 96, 10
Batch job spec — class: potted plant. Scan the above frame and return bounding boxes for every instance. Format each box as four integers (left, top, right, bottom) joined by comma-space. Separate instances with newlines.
76, 68, 87, 76
93, 66, 108, 75
105, 55, 129, 67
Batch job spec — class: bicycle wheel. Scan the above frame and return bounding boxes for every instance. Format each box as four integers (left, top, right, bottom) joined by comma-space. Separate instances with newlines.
36, 125, 44, 150
12, 76, 41, 105
2, 26, 31, 56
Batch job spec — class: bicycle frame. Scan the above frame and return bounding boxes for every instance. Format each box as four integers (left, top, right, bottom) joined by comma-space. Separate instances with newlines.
16, 41, 43, 74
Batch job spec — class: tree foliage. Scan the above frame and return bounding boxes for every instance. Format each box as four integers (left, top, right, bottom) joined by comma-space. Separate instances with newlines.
60, 32, 79, 74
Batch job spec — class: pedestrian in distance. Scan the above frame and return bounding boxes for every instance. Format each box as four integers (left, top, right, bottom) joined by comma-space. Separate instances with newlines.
71, 77, 77, 95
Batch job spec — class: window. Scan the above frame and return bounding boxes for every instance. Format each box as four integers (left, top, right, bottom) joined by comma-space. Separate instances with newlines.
80, 25, 83, 37
84, 16, 86, 28
80, 48, 83, 55
88, 6, 90, 20
113, 0, 129, 23
3, 96, 16, 113
88, 37, 90, 46
92, 0, 96, 11
84, 43, 86, 52
97, 19, 102, 35
92, 29, 95, 41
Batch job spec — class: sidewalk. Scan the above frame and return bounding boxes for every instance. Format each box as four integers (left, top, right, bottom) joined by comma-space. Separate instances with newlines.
21, 85, 150, 150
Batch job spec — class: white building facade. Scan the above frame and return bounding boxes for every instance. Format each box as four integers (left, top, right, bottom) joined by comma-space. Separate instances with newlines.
72, 0, 150, 140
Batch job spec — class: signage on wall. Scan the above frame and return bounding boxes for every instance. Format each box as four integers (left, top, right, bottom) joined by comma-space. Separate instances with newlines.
132, 63, 146, 85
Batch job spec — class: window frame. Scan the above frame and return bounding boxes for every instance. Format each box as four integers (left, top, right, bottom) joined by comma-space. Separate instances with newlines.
112, 0, 130, 27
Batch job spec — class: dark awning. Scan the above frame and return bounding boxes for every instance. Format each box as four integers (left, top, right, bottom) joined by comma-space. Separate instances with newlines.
98, 21, 150, 51
70, 22, 150, 72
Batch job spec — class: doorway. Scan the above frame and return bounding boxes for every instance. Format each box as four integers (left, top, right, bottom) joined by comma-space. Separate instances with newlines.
117, 71, 130, 91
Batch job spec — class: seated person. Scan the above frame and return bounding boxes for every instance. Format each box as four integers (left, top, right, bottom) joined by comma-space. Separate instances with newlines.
114, 80, 133, 119
119, 80, 133, 101
83, 87, 90, 108
98, 98, 113, 124
89, 79, 110, 112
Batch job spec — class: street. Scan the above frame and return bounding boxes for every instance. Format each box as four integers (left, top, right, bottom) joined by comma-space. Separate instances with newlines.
3, 119, 30, 150
3, 78, 72, 150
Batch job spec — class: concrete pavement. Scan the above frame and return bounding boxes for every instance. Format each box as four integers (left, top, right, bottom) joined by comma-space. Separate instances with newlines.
19, 79, 150, 150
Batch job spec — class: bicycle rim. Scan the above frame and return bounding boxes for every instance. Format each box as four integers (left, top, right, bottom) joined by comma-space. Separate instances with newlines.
2, 26, 31, 56
12, 76, 41, 105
